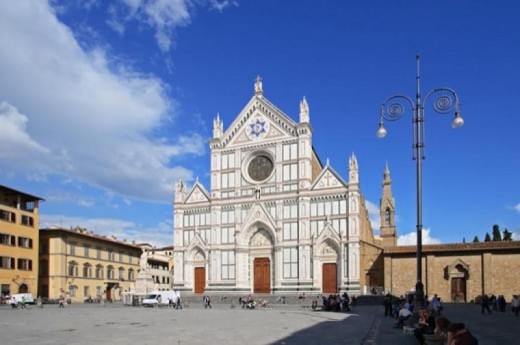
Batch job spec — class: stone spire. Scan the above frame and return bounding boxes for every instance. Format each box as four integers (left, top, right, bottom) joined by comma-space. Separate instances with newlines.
213, 113, 223, 139
254, 75, 263, 96
379, 163, 397, 247
348, 153, 359, 185
299, 96, 309, 123
174, 180, 186, 203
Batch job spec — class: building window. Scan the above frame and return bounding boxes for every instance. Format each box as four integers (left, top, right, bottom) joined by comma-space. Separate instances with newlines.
96, 286, 102, 298
69, 285, 77, 297
183, 230, 194, 245
221, 209, 235, 224
283, 143, 297, 160
18, 237, 33, 249
84, 245, 90, 257
283, 247, 298, 278
283, 222, 298, 240
17, 258, 33, 271
84, 286, 90, 298
221, 172, 235, 189
128, 254, 132, 264
1, 284, 10, 298
221, 227, 235, 244
221, 153, 235, 170
0, 209, 16, 223
0, 233, 15, 246
21, 215, 34, 227
221, 250, 235, 280
83, 264, 92, 278
118, 267, 124, 280
283, 204, 297, 219
96, 247, 102, 259
95, 265, 103, 279
282, 163, 297, 182
108, 250, 114, 261
107, 266, 114, 280
68, 261, 78, 277
118, 252, 123, 262
0, 256, 15, 269
69, 243, 76, 256
128, 269, 135, 281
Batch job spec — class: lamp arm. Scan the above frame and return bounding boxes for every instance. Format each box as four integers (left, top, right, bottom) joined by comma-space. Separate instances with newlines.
423, 87, 461, 114
380, 94, 415, 122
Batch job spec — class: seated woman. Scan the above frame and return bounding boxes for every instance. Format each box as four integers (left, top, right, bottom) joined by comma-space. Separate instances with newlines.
414, 308, 436, 345
434, 316, 450, 342
447, 322, 478, 345
311, 299, 318, 311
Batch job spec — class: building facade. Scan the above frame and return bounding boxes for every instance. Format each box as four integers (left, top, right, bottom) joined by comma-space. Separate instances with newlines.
384, 241, 520, 303
173, 78, 385, 295
39, 227, 142, 303
138, 244, 174, 291
0, 185, 43, 299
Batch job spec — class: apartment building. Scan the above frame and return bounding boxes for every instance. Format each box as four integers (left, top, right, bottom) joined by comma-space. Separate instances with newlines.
0, 185, 43, 299
39, 227, 142, 303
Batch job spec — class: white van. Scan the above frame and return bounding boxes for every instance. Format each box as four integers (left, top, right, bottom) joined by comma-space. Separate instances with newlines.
142, 291, 179, 307
12, 293, 35, 305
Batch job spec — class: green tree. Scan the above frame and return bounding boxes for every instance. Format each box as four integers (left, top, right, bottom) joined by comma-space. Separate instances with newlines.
462, 237, 466, 243
484, 232, 491, 242
503, 229, 513, 241
473, 236, 480, 243
492, 224, 502, 241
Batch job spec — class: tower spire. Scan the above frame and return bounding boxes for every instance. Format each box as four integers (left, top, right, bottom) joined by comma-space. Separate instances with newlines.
380, 163, 397, 247
254, 75, 263, 96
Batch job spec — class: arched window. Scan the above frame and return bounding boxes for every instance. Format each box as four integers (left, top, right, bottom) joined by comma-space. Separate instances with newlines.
118, 267, 125, 280
68, 261, 78, 277
128, 269, 135, 281
385, 208, 391, 226
107, 265, 114, 280
95, 264, 104, 279
83, 263, 92, 278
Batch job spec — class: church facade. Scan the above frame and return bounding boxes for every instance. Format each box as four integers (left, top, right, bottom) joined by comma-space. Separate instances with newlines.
172, 78, 395, 295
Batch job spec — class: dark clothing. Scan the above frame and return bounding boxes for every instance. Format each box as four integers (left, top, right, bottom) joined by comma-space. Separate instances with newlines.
452, 330, 479, 345
481, 295, 492, 315
414, 315, 435, 345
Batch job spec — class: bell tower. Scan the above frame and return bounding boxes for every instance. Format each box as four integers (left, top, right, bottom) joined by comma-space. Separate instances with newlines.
380, 162, 397, 247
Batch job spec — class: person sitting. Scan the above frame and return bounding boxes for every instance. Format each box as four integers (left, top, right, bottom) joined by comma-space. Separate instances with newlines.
433, 316, 450, 343
414, 308, 436, 345
447, 322, 478, 345
258, 298, 268, 309
394, 303, 412, 329
311, 299, 318, 311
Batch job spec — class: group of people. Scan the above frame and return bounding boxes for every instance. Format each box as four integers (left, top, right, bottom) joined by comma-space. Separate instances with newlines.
315, 292, 351, 312
239, 294, 256, 309
391, 294, 478, 345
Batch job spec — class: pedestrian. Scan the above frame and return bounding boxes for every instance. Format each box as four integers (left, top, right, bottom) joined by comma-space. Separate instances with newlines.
20, 296, 27, 309
512, 295, 520, 317
10, 296, 17, 310
59, 295, 65, 308
481, 294, 491, 315
383, 293, 392, 316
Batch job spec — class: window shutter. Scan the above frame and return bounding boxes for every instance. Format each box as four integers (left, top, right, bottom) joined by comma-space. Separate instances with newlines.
11, 236, 16, 246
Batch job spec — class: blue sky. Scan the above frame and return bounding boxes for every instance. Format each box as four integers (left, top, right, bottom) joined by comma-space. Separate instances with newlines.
1, 1, 518, 247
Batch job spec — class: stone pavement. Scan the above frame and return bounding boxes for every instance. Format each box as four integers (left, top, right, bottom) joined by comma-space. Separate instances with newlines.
0, 302, 517, 344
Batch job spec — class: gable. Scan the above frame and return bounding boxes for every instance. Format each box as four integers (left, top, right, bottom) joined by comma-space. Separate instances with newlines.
222, 96, 298, 148
312, 166, 347, 190
184, 184, 210, 204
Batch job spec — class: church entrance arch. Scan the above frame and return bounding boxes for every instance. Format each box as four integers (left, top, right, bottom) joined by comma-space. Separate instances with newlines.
248, 227, 274, 294
446, 259, 469, 302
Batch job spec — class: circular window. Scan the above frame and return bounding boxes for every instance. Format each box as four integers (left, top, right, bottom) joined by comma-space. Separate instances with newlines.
247, 154, 274, 182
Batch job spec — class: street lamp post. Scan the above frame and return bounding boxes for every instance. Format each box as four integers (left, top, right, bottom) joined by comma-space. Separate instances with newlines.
376, 54, 464, 309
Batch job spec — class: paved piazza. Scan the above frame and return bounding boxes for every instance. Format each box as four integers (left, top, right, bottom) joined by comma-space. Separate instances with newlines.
1, 303, 517, 344
1, 303, 379, 345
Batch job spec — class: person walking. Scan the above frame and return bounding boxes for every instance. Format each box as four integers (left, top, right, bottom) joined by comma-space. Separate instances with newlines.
481, 294, 492, 315
512, 295, 520, 317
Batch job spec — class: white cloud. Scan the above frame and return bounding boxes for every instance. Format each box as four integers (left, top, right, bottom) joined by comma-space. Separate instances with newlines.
106, 0, 192, 53
40, 214, 172, 247
0, 2, 205, 202
397, 228, 442, 246
513, 203, 520, 213
210, 0, 238, 13
365, 200, 380, 231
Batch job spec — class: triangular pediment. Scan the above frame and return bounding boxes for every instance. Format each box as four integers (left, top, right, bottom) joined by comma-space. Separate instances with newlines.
222, 96, 298, 148
311, 165, 347, 190
240, 203, 277, 234
188, 232, 207, 252
317, 223, 342, 244
184, 182, 210, 204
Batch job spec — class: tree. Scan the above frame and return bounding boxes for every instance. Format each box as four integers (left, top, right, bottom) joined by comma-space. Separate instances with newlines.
492, 224, 502, 241
462, 237, 466, 243
484, 233, 491, 242
473, 236, 480, 243
503, 229, 513, 241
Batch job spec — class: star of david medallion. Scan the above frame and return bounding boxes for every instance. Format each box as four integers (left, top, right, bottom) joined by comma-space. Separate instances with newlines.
247, 118, 269, 140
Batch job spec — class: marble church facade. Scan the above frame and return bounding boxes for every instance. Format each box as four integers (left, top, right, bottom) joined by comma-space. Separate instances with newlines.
172, 78, 393, 295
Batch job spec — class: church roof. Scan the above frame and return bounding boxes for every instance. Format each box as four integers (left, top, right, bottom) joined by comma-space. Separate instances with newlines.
384, 240, 520, 255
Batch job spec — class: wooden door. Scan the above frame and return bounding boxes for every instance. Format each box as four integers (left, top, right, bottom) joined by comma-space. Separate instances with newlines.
451, 277, 466, 302
194, 267, 206, 294
106, 288, 111, 301
254, 258, 270, 293
322, 263, 337, 294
